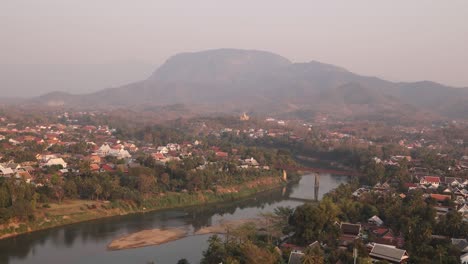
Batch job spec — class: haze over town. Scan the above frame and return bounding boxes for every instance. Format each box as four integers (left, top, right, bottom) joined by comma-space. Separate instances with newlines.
1, 0, 468, 97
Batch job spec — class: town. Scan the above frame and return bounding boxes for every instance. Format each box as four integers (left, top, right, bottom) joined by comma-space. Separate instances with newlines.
0, 108, 466, 263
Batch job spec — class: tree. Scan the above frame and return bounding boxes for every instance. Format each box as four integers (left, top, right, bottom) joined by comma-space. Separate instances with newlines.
64, 180, 78, 199
0, 184, 11, 208
261, 206, 294, 243
94, 184, 103, 200
177, 259, 190, 264
229, 222, 257, 244
159, 173, 170, 190
302, 246, 324, 264
30, 192, 39, 209
53, 185, 65, 203
240, 241, 279, 264
292, 198, 340, 244
435, 245, 446, 264
201, 235, 226, 264
137, 174, 156, 195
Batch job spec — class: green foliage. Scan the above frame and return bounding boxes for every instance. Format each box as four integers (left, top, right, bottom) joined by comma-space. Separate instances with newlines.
291, 198, 340, 245
201, 227, 281, 264
176, 259, 190, 264
201, 235, 226, 264
302, 246, 324, 264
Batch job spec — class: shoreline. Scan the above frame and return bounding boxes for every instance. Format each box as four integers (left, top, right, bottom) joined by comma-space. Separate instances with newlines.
0, 176, 288, 241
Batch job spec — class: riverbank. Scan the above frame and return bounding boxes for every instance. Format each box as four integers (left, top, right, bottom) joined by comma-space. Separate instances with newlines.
0, 176, 286, 240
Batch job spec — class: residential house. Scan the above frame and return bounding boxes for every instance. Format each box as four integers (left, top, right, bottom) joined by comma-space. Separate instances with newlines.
287, 251, 303, 264
458, 204, 468, 216
455, 196, 466, 205
16, 171, 33, 183
0, 165, 14, 177
157, 146, 169, 154
452, 238, 468, 253
368, 215, 384, 226
404, 183, 418, 191
243, 157, 259, 167
352, 187, 370, 198
443, 187, 453, 194
462, 252, 468, 264
96, 143, 112, 157
152, 152, 165, 161
445, 177, 462, 187
101, 164, 115, 172
108, 148, 131, 159
339, 223, 361, 246
455, 189, 468, 199
374, 182, 391, 191
286, 241, 321, 264
89, 164, 100, 171
372, 229, 404, 248
420, 176, 441, 188
44, 158, 68, 168
429, 194, 451, 204
215, 151, 229, 158
434, 206, 450, 219
166, 143, 180, 152
369, 243, 409, 263
88, 155, 102, 164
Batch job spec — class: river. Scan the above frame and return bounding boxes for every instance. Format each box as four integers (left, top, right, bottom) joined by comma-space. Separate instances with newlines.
0, 173, 348, 264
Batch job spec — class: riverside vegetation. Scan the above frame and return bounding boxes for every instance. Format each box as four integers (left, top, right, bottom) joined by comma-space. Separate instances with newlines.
0, 135, 298, 239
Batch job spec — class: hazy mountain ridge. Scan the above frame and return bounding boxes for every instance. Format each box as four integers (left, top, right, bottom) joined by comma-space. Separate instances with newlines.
28, 49, 468, 120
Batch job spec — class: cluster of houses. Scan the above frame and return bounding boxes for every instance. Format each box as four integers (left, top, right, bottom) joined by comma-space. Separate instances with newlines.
353, 174, 468, 222
0, 115, 281, 187
349, 174, 468, 263
210, 126, 293, 140
285, 219, 409, 264
143, 141, 271, 172
0, 120, 138, 183
0, 162, 35, 183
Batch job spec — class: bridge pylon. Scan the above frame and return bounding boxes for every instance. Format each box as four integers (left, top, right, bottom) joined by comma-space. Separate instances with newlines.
314, 172, 320, 201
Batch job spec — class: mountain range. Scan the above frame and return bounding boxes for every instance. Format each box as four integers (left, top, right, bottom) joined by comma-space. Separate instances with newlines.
29, 49, 468, 120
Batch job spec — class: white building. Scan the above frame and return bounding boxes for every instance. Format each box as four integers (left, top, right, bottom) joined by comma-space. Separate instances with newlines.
0, 165, 14, 177
157, 146, 169, 154
45, 158, 68, 168
96, 144, 112, 157
108, 148, 131, 159
461, 252, 468, 264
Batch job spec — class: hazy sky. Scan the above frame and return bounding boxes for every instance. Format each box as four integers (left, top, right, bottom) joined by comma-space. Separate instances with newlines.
1, 1, 468, 96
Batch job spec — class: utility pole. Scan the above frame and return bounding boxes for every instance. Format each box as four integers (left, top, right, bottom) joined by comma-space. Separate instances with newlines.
353, 247, 358, 264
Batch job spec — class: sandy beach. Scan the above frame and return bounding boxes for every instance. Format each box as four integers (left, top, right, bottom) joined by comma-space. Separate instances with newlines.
107, 228, 188, 250
107, 218, 261, 250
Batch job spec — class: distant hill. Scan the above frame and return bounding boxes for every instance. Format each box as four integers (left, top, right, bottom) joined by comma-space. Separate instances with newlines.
28, 48, 468, 120
0, 62, 155, 98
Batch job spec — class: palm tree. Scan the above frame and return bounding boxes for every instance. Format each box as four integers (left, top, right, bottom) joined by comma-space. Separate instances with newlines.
435, 245, 446, 264
302, 246, 324, 264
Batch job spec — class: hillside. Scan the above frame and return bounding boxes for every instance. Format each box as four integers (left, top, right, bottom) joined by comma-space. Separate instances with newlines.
27, 49, 468, 120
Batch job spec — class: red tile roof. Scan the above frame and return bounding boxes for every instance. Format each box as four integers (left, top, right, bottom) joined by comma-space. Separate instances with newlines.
373, 228, 389, 236
215, 151, 229, 158
423, 176, 441, 183
430, 194, 451, 202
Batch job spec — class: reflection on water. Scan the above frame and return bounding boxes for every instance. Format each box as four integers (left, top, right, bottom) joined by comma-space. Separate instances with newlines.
0, 174, 348, 264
